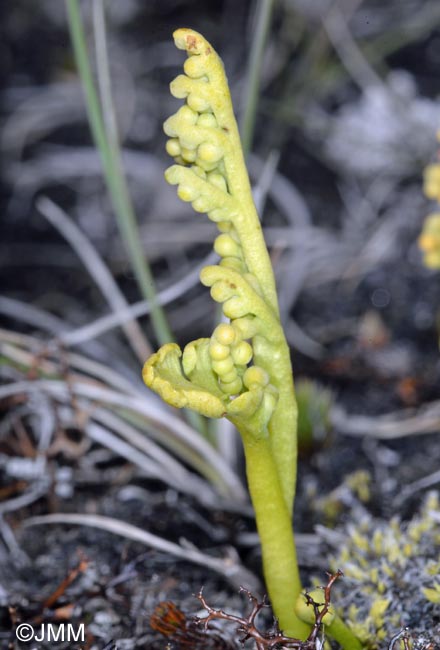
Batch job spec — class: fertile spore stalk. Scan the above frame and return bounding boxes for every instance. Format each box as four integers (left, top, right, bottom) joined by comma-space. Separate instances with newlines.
143, 28, 332, 640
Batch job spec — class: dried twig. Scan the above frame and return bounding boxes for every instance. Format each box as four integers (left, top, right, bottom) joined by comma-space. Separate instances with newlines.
195, 572, 342, 649
304, 571, 342, 646
41, 554, 89, 610
388, 627, 411, 650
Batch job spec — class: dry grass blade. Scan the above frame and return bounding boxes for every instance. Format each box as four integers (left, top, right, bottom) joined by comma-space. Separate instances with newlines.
331, 401, 440, 438
91, 407, 210, 488
57, 403, 218, 501
0, 482, 50, 516
394, 468, 440, 507
58, 250, 217, 349
36, 195, 151, 361
0, 367, 246, 503
0, 330, 138, 393
249, 155, 312, 228
23, 513, 260, 592
322, 0, 384, 91
59, 405, 179, 483
0, 298, 130, 376
65, 0, 173, 345
0, 296, 67, 336
0, 328, 227, 503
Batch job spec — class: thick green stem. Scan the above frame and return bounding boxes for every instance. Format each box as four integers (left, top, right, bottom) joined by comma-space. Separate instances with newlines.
253, 334, 297, 515
295, 589, 363, 650
241, 429, 309, 639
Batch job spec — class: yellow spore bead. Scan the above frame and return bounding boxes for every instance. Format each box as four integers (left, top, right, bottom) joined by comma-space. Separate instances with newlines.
207, 172, 228, 192
192, 196, 211, 213
188, 92, 211, 113
243, 366, 269, 390
220, 377, 243, 395
163, 105, 198, 136
418, 213, 440, 269
194, 157, 219, 172
223, 296, 248, 319
220, 369, 239, 384
183, 55, 206, 79
214, 234, 241, 258
213, 323, 236, 346
423, 163, 440, 201
220, 257, 246, 272
232, 316, 258, 339
181, 343, 197, 375
178, 105, 198, 123
170, 74, 191, 99
180, 147, 197, 162
190, 164, 206, 179
419, 231, 440, 253
210, 281, 233, 303
166, 138, 181, 157
197, 112, 218, 128
209, 341, 230, 361
231, 340, 253, 365
198, 142, 223, 163
177, 185, 199, 202
212, 356, 235, 376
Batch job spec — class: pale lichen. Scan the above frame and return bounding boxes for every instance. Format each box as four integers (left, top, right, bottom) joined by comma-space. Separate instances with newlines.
326, 492, 440, 649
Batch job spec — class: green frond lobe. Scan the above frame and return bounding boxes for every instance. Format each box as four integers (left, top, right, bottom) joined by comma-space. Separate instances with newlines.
143, 343, 226, 418
164, 164, 236, 220
142, 339, 278, 430
200, 265, 280, 331
165, 28, 279, 311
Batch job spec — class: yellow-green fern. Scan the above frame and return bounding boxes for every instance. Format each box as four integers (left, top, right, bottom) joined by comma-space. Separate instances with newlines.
143, 28, 305, 638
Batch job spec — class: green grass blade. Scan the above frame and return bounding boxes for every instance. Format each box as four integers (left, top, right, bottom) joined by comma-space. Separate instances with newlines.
240, 0, 275, 155
65, 0, 172, 346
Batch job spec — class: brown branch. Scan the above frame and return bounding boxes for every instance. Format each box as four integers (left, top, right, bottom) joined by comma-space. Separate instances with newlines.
306, 569, 343, 645
41, 554, 89, 609
195, 572, 343, 649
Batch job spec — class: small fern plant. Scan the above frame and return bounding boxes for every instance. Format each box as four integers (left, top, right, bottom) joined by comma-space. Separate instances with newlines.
143, 29, 359, 645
